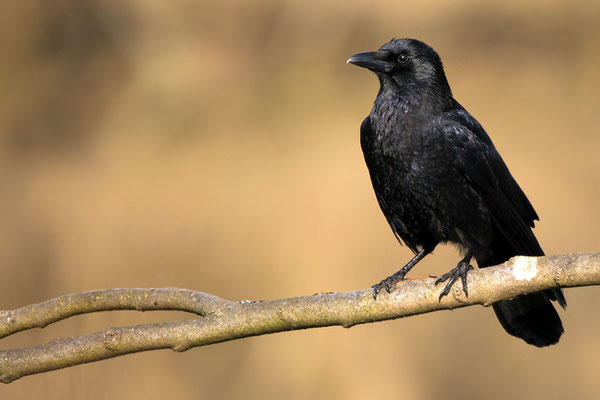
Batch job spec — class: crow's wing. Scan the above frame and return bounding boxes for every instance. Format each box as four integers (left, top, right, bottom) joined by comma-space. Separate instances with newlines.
442, 104, 566, 308
441, 106, 543, 257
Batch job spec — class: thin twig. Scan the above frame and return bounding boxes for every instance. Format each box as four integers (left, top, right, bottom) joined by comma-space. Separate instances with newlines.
0, 288, 232, 339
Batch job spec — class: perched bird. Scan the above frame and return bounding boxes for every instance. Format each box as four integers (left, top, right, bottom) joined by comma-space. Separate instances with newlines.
347, 38, 566, 347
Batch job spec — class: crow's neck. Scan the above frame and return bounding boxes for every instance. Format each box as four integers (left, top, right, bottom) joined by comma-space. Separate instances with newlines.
371, 81, 451, 138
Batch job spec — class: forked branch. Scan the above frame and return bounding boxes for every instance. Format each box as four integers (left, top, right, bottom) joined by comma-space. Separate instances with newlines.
0, 252, 598, 383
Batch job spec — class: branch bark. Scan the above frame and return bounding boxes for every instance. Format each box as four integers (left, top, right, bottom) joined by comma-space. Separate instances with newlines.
1, 252, 598, 383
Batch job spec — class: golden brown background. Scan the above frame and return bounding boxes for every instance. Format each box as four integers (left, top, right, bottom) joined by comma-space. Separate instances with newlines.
1, 0, 599, 399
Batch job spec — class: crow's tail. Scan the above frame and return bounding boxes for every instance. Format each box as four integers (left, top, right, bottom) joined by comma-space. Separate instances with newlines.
491, 291, 565, 347
478, 239, 566, 347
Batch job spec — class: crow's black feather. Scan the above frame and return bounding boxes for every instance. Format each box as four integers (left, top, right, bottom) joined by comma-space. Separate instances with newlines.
349, 38, 565, 346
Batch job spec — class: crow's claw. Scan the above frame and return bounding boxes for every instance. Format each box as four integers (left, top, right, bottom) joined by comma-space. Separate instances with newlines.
371, 271, 407, 300
435, 259, 474, 301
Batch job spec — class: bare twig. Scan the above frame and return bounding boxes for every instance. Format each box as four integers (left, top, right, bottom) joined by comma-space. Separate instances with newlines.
0, 252, 598, 383
0, 288, 232, 339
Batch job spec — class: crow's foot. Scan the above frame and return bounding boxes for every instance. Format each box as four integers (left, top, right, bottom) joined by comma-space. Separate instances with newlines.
435, 259, 474, 301
372, 270, 407, 300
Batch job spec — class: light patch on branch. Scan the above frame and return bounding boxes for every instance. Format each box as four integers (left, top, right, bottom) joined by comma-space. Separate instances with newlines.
512, 256, 538, 281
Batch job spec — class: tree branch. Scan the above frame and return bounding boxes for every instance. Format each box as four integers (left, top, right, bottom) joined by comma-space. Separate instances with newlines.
0, 288, 232, 339
0, 252, 598, 383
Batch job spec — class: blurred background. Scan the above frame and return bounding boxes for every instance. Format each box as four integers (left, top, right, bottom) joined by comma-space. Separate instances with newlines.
1, 0, 599, 398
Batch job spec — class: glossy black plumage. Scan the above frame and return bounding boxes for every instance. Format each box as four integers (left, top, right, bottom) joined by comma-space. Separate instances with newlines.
348, 38, 565, 346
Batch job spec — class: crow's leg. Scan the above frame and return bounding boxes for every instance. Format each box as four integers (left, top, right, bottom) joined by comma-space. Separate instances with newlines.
435, 255, 474, 301
372, 248, 431, 299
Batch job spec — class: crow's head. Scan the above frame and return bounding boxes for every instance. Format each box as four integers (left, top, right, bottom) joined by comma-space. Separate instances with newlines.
347, 38, 451, 98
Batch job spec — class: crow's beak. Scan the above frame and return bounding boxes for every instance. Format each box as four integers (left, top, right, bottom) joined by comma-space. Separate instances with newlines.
347, 51, 392, 73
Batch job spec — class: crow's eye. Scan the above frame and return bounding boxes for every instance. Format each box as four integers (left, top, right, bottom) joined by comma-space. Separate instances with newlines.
397, 54, 409, 65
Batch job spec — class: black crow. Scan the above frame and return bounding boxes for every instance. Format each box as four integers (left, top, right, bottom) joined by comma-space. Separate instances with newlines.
347, 38, 565, 346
